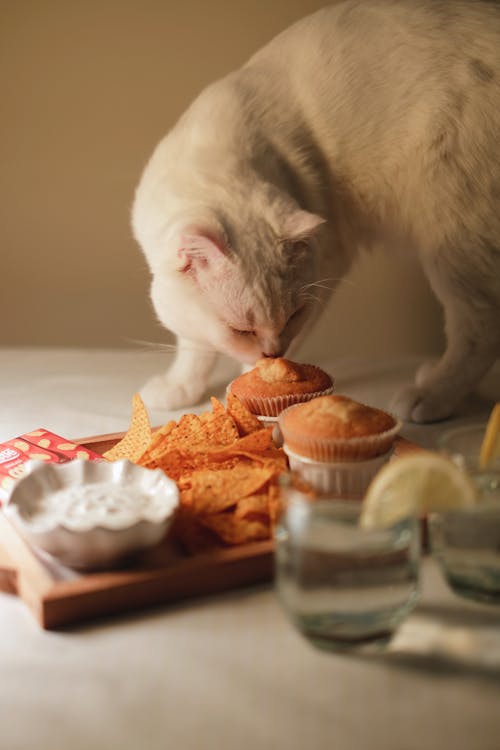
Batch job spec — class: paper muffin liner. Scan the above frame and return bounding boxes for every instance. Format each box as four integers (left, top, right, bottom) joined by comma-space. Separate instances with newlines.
284, 447, 392, 499
226, 381, 335, 418
278, 403, 402, 462
256, 416, 284, 447
257, 415, 279, 428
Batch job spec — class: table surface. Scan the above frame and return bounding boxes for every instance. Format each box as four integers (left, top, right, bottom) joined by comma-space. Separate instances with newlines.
1, 347, 499, 750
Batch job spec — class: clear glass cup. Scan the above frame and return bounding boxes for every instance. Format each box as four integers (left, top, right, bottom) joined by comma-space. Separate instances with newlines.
429, 470, 500, 603
439, 422, 499, 472
274, 482, 421, 652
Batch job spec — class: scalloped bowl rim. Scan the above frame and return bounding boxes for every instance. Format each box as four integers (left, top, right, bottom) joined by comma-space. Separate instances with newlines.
5, 458, 180, 535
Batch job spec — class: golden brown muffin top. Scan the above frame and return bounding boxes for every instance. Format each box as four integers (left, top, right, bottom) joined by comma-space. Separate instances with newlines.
229, 358, 333, 399
280, 395, 396, 440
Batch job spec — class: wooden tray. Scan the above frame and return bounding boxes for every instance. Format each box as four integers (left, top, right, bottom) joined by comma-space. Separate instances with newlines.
0, 433, 418, 630
0, 430, 275, 629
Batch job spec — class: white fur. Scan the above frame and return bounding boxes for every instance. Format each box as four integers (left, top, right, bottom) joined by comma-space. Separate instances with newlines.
133, 0, 500, 421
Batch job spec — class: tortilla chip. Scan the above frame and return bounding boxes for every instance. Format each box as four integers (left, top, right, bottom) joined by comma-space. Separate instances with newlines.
199, 513, 270, 545
209, 428, 274, 458
225, 393, 262, 436
198, 408, 239, 448
136, 420, 177, 467
235, 493, 271, 521
210, 396, 227, 416
189, 464, 276, 515
145, 406, 239, 464
103, 393, 152, 462
172, 507, 223, 554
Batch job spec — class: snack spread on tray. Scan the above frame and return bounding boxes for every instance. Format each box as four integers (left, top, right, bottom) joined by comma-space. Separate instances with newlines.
1, 358, 431, 567
103, 391, 288, 553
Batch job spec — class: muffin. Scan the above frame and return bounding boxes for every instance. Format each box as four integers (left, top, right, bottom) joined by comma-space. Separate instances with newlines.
279, 394, 401, 497
227, 358, 334, 419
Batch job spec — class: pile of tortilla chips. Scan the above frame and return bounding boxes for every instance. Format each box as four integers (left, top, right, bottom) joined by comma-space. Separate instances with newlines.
103, 393, 288, 553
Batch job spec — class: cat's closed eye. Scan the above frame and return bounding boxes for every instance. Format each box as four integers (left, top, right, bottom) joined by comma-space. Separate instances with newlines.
230, 306, 304, 340
230, 327, 255, 337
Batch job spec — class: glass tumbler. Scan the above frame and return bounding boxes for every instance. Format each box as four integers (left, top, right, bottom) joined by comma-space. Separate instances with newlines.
274, 484, 420, 651
439, 422, 499, 472
429, 470, 500, 603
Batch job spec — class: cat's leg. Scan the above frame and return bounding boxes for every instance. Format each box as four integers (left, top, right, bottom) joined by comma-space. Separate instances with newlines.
392, 312, 499, 422
141, 338, 217, 409
414, 359, 438, 387
391, 253, 500, 422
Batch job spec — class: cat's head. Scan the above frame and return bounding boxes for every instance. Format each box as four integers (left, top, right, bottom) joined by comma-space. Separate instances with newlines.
133, 190, 327, 364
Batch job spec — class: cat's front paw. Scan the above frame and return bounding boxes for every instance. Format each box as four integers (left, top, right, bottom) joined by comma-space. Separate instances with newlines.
140, 374, 207, 410
390, 384, 456, 424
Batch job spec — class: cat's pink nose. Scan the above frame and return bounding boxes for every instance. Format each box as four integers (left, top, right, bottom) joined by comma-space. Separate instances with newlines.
260, 333, 287, 358
262, 347, 286, 358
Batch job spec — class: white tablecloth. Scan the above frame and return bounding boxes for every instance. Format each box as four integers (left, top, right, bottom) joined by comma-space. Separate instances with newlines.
0, 348, 499, 750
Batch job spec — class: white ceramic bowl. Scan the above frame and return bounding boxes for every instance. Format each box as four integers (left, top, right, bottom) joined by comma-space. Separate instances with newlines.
5, 458, 179, 570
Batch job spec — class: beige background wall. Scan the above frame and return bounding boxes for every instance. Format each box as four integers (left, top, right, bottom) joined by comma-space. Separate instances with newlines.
0, 0, 444, 362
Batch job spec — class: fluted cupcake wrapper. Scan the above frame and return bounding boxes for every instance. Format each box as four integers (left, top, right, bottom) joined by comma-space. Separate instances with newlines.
284, 447, 392, 499
257, 415, 279, 428
226, 381, 335, 418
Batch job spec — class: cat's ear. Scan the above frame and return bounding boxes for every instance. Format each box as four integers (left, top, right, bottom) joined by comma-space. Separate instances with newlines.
176, 227, 228, 273
283, 210, 326, 241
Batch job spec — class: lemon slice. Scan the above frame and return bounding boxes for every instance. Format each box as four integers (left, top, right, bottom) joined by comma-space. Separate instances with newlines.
479, 403, 500, 470
360, 453, 477, 528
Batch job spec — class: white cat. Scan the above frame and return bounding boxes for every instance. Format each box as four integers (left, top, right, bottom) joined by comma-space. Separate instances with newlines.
132, 0, 500, 423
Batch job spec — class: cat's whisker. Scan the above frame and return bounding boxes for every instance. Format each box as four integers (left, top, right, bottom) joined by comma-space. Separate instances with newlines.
299, 292, 324, 307
306, 282, 336, 291
122, 337, 178, 352
336, 278, 357, 289
299, 290, 320, 301
300, 276, 357, 293
122, 337, 218, 355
